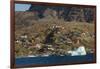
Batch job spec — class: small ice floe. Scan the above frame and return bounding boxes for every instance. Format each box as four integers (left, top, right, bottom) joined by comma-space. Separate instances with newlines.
68, 46, 87, 56
27, 55, 38, 57
60, 55, 65, 56
27, 54, 50, 57
42, 54, 49, 57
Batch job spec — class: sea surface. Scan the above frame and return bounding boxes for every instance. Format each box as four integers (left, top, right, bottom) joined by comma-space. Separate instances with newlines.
15, 53, 95, 67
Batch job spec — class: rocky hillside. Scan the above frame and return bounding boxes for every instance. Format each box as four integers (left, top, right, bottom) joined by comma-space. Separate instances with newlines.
15, 5, 95, 57
28, 5, 95, 22
15, 5, 95, 27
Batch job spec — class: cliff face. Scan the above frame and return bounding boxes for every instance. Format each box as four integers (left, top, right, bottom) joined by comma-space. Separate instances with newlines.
15, 5, 95, 28
28, 5, 95, 23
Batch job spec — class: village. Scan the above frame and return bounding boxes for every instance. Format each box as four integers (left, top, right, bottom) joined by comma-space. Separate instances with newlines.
15, 23, 95, 57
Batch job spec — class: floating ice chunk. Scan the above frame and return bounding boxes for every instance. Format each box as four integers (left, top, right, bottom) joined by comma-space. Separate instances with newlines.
68, 46, 86, 56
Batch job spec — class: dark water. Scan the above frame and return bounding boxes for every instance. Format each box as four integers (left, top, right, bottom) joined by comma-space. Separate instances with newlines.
16, 54, 95, 66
